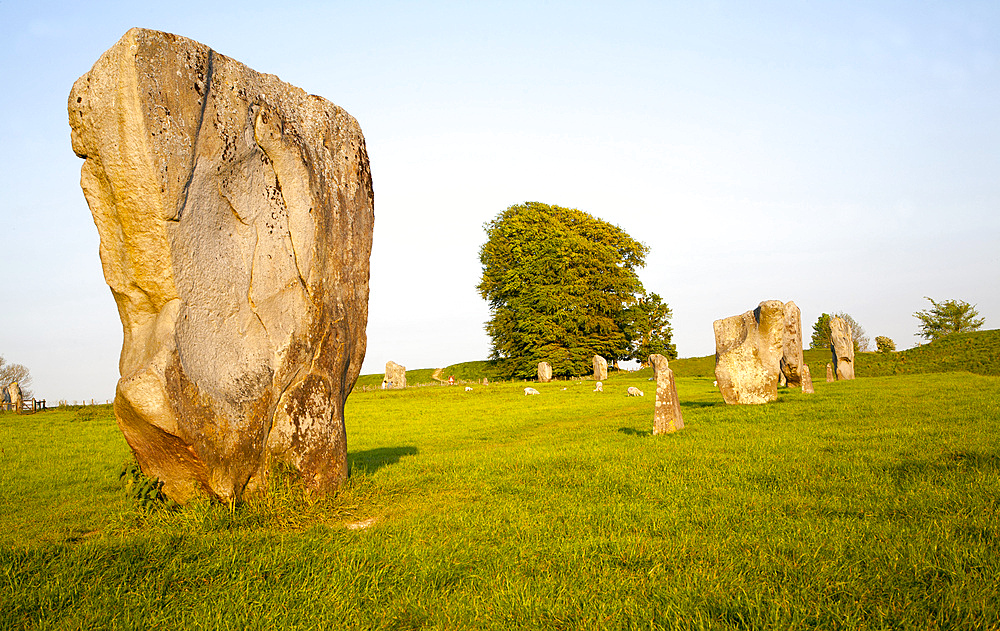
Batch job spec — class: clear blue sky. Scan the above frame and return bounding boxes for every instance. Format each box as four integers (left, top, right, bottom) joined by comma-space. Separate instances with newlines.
1, 1, 998, 401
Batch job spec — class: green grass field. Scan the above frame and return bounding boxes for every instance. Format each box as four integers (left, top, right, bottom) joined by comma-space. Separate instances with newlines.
2, 366, 998, 629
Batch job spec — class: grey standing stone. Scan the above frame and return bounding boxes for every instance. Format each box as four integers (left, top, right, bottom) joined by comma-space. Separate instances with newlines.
650, 354, 683, 434
385, 361, 407, 389
713, 300, 784, 404
801, 365, 815, 394
593, 355, 608, 381
538, 362, 553, 383
780, 301, 804, 387
826, 363, 835, 382
830, 317, 856, 380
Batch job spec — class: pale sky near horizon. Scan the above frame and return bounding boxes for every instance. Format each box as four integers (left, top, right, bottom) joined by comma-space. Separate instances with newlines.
1, 0, 998, 401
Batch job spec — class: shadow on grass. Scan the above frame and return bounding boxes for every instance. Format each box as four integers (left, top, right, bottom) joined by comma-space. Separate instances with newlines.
886, 450, 1000, 480
618, 427, 651, 437
680, 400, 723, 408
349, 446, 418, 475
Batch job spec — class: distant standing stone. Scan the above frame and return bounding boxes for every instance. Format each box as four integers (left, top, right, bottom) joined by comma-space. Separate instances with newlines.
830, 317, 855, 380
826, 363, 834, 383
650, 354, 683, 434
713, 300, 784, 404
538, 362, 553, 383
593, 355, 608, 381
627, 386, 644, 397
385, 361, 407, 389
483, 377, 489, 386
801, 365, 815, 394
780, 301, 804, 388
6, 382, 22, 414
524, 387, 540, 395
594, 381, 603, 392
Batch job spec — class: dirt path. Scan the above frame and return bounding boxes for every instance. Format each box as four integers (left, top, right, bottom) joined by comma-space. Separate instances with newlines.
431, 367, 446, 382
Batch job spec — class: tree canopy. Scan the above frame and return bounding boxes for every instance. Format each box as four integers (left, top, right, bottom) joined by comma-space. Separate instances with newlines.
477, 202, 671, 379
0, 355, 33, 399
914, 297, 985, 341
810, 312, 869, 352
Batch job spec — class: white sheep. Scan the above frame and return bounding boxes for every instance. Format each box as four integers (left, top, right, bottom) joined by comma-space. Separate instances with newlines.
627, 386, 644, 397
524, 387, 541, 395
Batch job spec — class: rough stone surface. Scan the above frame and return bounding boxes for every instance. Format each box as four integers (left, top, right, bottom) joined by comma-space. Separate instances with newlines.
384, 361, 406, 389
780, 301, 804, 387
593, 355, 608, 381
713, 300, 784, 404
69, 29, 374, 504
801, 365, 815, 394
650, 354, 683, 434
6, 382, 22, 413
524, 387, 540, 395
627, 386, 644, 397
830, 317, 856, 380
826, 363, 835, 382
537, 362, 552, 383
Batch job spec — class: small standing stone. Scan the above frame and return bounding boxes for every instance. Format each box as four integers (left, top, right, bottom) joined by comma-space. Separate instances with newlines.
826, 363, 834, 383
593, 355, 608, 381
385, 361, 407, 389
594, 381, 603, 392
6, 382, 22, 414
483, 377, 489, 386
538, 362, 553, 383
650, 354, 683, 434
801, 365, 815, 394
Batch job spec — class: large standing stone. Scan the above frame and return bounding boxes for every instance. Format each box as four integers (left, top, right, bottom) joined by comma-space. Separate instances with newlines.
801, 365, 815, 394
593, 355, 608, 381
830, 317, 855, 380
537, 362, 552, 383
650, 354, 683, 434
779, 301, 803, 388
68, 29, 374, 504
713, 300, 784, 404
384, 361, 406, 389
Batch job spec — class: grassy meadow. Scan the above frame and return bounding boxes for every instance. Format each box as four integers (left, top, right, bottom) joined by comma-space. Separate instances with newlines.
2, 359, 999, 628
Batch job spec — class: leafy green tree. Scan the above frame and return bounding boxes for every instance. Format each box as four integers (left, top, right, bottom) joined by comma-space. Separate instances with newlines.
810, 312, 869, 352
628, 291, 676, 364
913, 297, 985, 341
478, 202, 666, 379
875, 336, 896, 353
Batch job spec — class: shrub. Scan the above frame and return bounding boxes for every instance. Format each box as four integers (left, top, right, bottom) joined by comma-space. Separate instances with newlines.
875, 336, 896, 353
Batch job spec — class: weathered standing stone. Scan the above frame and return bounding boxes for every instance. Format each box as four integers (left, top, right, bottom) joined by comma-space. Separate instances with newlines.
780, 301, 804, 387
537, 362, 552, 383
593, 355, 608, 381
713, 300, 784, 404
6, 382, 22, 414
384, 361, 406, 389
830, 317, 855, 380
826, 363, 835, 382
68, 29, 374, 504
801, 365, 814, 394
650, 354, 683, 434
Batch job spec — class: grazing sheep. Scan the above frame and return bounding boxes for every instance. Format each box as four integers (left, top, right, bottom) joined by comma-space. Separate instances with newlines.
627, 386, 644, 397
524, 387, 541, 395
594, 381, 603, 392
465, 386, 473, 392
